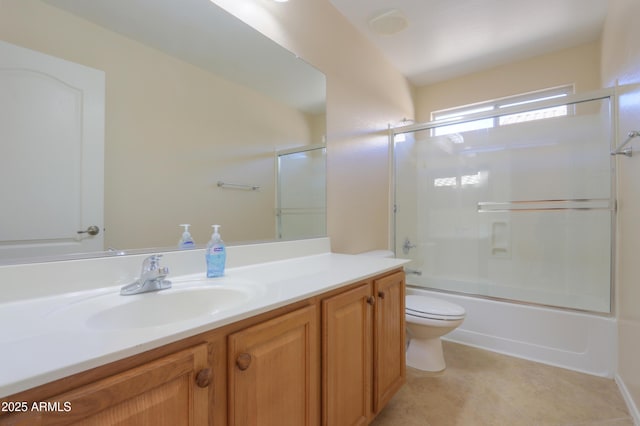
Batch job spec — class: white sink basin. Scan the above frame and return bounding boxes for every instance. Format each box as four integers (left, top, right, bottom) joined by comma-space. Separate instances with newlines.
46, 280, 260, 331
89, 286, 250, 329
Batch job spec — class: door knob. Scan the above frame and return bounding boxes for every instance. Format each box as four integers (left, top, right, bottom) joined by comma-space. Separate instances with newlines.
77, 225, 100, 236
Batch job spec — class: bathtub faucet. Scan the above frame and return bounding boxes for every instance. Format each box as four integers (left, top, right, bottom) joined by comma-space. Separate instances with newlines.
402, 237, 417, 255
405, 268, 422, 276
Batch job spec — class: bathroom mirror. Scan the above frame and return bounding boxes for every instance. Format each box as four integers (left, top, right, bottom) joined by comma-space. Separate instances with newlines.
0, 0, 326, 264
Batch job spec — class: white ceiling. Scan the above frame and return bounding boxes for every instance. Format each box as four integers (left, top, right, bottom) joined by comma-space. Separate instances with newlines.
329, 0, 610, 86
42, 0, 610, 109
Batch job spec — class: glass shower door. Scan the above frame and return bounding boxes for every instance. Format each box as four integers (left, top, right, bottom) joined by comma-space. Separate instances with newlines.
394, 95, 613, 313
276, 145, 326, 240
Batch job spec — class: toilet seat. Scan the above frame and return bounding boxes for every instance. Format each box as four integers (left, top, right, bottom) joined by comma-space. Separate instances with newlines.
406, 295, 466, 321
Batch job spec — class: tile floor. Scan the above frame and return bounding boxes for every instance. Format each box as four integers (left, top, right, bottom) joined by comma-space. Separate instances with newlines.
372, 341, 634, 426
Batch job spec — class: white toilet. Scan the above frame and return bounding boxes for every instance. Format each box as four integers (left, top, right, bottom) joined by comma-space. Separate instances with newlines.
356, 250, 466, 372
405, 295, 465, 372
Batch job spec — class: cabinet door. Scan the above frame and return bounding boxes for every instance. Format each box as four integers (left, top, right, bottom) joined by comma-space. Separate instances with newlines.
4, 344, 210, 425
322, 283, 373, 426
373, 271, 406, 413
228, 305, 319, 426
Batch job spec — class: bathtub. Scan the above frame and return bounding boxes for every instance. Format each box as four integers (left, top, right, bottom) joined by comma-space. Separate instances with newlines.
407, 286, 617, 378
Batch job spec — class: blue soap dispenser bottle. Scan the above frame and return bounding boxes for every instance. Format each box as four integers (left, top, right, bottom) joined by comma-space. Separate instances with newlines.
206, 224, 226, 278
178, 224, 195, 249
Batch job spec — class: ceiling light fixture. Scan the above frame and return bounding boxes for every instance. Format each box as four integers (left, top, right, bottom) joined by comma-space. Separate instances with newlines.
368, 9, 408, 36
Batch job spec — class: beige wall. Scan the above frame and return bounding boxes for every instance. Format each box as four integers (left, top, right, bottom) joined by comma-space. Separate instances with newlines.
0, 0, 315, 249
601, 0, 640, 419
2, 0, 414, 255
212, 0, 415, 254
414, 41, 601, 121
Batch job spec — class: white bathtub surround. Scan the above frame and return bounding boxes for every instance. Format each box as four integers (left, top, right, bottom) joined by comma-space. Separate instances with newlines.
0, 238, 409, 397
407, 287, 617, 378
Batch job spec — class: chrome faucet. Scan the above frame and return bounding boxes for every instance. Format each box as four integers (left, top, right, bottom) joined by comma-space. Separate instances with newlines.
402, 237, 417, 255
120, 254, 172, 295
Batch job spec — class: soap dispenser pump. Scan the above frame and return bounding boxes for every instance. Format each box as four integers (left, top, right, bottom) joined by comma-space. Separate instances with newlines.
178, 224, 195, 249
206, 224, 226, 278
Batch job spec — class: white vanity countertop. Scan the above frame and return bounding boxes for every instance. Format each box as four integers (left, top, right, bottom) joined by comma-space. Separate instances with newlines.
0, 248, 408, 398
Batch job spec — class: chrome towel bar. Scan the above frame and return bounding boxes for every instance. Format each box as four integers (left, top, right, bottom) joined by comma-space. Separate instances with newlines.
217, 181, 260, 191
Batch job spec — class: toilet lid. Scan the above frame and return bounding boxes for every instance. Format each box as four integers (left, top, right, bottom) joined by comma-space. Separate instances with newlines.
406, 295, 466, 320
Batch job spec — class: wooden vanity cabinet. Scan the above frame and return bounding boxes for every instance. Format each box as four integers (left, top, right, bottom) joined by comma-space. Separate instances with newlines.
322, 270, 406, 425
227, 305, 319, 426
0, 344, 211, 426
372, 271, 406, 413
1, 269, 404, 426
322, 283, 373, 425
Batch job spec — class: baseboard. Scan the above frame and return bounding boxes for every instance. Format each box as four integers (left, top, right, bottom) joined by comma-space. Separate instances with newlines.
615, 374, 640, 426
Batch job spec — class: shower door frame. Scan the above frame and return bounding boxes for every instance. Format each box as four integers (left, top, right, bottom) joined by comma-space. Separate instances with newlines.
389, 87, 619, 315
275, 143, 327, 241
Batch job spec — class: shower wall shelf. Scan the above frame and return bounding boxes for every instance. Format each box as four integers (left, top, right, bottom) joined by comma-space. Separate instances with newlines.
611, 130, 640, 157
217, 181, 260, 191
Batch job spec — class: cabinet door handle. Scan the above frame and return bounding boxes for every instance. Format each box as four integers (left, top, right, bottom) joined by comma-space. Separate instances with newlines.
378, 291, 386, 299
236, 353, 252, 371
366, 296, 375, 305
195, 368, 212, 388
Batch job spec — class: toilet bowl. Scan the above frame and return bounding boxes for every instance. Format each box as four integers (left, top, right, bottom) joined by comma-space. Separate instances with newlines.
405, 295, 465, 372
355, 250, 466, 372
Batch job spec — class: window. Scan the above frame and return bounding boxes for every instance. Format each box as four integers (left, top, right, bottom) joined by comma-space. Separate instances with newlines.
433, 172, 484, 188
431, 85, 573, 136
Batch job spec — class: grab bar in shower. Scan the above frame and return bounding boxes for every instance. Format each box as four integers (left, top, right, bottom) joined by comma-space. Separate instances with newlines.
611, 130, 640, 157
477, 199, 612, 213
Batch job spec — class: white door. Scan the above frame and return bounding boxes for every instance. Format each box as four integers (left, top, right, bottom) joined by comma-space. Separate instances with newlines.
0, 40, 105, 261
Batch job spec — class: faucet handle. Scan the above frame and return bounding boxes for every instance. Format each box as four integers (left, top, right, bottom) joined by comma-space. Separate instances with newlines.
142, 254, 163, 273
121, 254, 171, 295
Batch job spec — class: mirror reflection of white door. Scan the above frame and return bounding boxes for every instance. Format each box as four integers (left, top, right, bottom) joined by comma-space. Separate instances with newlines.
0, 40, 104, 261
